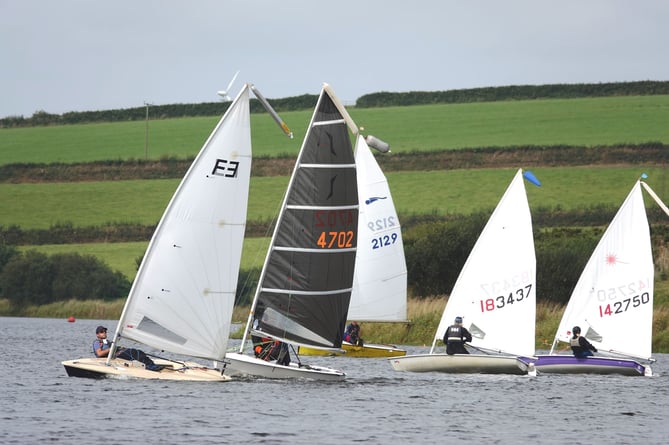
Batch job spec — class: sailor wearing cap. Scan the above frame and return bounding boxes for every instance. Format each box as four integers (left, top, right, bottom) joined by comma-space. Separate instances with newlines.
93, 326, 112, 357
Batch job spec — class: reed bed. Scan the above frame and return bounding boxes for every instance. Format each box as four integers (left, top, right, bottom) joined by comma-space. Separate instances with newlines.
3, 298, 669, 352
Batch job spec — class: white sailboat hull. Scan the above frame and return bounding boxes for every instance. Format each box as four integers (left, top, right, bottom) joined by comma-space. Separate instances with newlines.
223, 352, 346, 381
388, 353, 533, 375
62, 357, 230, 381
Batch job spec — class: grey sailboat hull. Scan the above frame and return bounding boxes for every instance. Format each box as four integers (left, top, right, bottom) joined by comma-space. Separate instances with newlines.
388, 353, 533, 375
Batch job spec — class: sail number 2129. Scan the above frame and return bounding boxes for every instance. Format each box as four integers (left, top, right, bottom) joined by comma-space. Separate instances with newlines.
317, 231, 354, 249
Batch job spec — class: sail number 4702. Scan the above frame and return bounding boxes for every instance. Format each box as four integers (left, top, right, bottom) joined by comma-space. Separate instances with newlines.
480, 285, 532, 312
598, 292, 650, 317
317, 231, 354, 249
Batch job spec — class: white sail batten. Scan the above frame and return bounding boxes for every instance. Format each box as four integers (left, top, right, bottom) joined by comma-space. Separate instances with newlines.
111, 86, 252, 361
259, 287, 354, 296
550, 181, 654, 359
433, 169, 536, 357
348, 134, 408, 321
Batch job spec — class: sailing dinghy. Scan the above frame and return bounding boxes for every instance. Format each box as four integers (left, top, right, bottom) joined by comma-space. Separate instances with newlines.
298, 134, 407, 358
532, 178, 664, 376
389, 169, 539, 375
63, 84, 259, 381
223, 84, 360, 380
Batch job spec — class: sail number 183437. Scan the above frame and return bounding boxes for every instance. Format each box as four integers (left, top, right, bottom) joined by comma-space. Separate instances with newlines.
480, 285, 532, 312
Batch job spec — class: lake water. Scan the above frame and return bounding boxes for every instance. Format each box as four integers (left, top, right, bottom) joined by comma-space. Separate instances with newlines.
2, 317, 667, 444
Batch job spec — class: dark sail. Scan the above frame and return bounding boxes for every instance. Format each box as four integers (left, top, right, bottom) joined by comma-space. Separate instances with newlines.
253, 87, 358, 349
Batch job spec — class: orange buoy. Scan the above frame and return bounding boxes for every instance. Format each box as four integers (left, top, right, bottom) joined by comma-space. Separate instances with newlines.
67, 316, 75, 323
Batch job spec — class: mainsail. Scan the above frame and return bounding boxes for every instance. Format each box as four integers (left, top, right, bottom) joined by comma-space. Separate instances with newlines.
432, 169, 536, 357
111, 86, 252, 361
247, 84, 358, 350
550, 180, 654, 359
348, 135, 407, 321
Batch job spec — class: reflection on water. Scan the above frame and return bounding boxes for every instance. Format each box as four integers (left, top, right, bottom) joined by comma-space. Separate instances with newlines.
2, 317, 667, 444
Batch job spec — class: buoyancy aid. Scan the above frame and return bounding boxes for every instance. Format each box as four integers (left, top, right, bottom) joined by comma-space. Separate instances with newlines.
446, 326, 465, 344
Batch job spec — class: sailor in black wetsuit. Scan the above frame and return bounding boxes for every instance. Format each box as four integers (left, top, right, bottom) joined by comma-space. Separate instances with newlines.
444, 316, 473, 355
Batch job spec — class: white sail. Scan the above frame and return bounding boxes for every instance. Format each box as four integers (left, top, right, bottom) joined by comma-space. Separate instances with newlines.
348, 134, 407, 321
433, 169, 536, 357
551, 181, 653, 359
112, 86, 252, 360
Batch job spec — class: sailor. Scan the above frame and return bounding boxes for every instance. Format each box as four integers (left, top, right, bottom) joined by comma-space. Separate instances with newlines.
251, 318, 290, 365
92, 326, 163, 371
343, 321, 363, 346
92, 325, 115, 358
570, 326, 598, 358
444, 316, 473, 355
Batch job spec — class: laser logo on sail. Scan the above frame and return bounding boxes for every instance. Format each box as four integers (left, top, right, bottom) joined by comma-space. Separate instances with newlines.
365, 196, 387, 205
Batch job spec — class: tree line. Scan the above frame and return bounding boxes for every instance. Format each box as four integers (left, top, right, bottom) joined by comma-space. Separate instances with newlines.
3, 80, 669, 128
0, 95, 319, 128
355, 80, 669, 107
0, 245, 130, 308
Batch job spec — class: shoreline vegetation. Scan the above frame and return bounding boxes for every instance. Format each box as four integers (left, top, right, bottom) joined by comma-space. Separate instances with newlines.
2, 297, 668, 353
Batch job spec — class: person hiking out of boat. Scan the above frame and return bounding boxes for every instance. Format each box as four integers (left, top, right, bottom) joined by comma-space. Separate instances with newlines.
570, 326, 598, 358
343, 321, 363, 346
444, 316, 472, 355
253, 337, 291, 366
92, 326, 163, 371
251, 318, 291, 366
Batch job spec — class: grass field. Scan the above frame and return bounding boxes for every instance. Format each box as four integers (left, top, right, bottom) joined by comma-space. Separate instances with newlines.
2, 95, 669, 165
2, 166, 668, 229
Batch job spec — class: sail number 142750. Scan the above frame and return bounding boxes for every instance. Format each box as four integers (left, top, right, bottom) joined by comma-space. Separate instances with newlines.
598, 292, 650, 317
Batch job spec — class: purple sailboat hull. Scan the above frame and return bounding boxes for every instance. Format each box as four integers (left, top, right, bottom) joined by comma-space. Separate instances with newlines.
531, 355, 649, 376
